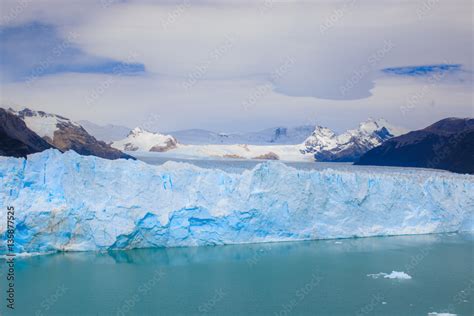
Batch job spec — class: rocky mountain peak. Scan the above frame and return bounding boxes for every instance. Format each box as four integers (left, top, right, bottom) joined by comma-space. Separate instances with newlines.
1, 107, 134, 160
302, 119, 406, 162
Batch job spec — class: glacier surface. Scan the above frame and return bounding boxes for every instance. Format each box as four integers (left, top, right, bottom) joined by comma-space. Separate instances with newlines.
0, 150, 473, 254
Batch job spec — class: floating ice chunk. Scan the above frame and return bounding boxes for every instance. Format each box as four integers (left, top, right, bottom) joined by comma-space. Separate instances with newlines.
427, 313, 457, 316
384, 271, 412, 279
367, 271, 412, 280
367, 273, 385, 279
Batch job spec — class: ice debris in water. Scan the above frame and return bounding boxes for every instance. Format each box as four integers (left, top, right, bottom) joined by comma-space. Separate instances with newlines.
367, 271, 412, 280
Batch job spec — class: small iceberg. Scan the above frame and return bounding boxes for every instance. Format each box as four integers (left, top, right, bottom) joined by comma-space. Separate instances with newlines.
367, 271, 412, 280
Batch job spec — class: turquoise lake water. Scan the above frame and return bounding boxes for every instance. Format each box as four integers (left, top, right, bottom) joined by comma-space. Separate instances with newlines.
1, 233, 472, 315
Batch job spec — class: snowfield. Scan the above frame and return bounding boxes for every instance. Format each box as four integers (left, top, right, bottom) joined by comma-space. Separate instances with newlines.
12, 108, 81, 140
164, 143, 313, 161
0, 150, 473, 254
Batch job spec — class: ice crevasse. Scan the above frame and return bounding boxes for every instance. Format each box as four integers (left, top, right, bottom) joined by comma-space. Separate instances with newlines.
0, 150, 473, 254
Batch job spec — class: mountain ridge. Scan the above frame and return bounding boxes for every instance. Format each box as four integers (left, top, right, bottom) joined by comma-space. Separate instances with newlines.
356, 117, 474, 174
302, 118, 407, 162
0, 108, 55, 157
1, 107, 134, 160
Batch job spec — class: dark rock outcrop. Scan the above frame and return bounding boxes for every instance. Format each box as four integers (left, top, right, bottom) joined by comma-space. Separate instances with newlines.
50, 121, 135, 160
356, 118, 474, 174
253, 152, 280, 160
150, 138, 178, 152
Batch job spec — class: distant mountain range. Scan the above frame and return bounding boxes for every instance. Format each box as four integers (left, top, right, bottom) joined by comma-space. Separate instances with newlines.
356, 118, 474, 174
109, 118, 405, 162
167, 126, 316, 145
0, 107, 133, 160
80, 121, 316, 145
85, 119, 407, 162
2, 107, 471, 173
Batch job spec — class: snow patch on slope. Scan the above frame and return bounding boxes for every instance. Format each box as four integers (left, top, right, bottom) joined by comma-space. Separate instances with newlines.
22, 115, 60, 140
10, 108, 80, 140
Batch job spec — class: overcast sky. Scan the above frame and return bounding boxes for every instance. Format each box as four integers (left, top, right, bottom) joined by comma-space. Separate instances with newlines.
0, 0, 472, 133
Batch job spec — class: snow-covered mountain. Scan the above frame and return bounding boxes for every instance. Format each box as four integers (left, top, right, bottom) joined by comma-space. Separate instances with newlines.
0, 108, 54, 157
3, 107, 133, 160
12, 111, 404, 162
302, 118, 407, 162
112, 127, 178, 152
79, 120, 131, 143
118, 119, 406, 162
80, 123, 314, 145
1, 149, 472, 253
161, 119, 406, 162
15, 108, 81, 142
111, 128, 309, 161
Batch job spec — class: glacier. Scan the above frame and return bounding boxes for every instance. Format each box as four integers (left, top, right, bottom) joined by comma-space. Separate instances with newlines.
0, 149, 473, 254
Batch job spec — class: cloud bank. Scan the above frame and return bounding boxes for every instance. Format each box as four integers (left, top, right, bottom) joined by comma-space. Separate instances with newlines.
0, 0, 472, 131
